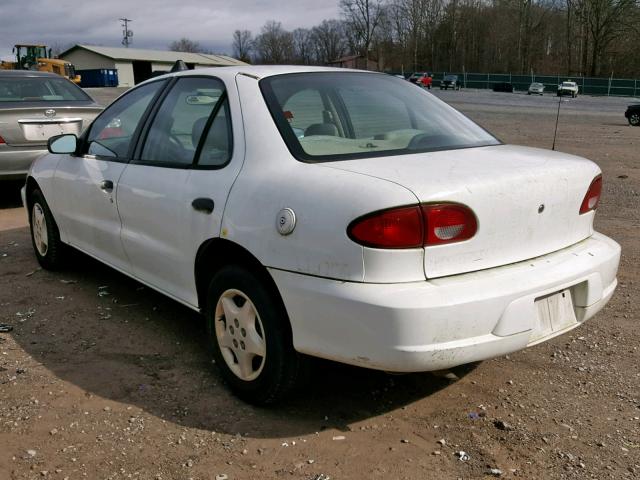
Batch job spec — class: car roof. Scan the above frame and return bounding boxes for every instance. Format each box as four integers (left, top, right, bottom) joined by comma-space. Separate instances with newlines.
0, 70, 62, 78
156, 65, 376, 83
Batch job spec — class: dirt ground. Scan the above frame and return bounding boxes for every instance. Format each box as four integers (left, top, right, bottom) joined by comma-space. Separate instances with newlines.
0, 88, 638, 480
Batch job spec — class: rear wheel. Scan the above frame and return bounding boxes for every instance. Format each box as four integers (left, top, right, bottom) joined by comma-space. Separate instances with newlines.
205, 265, 301, 404
630, 113, 640, 126
29, 189, 66, 270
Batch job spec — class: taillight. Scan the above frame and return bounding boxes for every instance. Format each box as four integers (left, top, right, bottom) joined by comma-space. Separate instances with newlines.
579, 175, 602, 214
348, 206, 423, 249
348, 203, 477, 249
422, 204, 477, 246
0, 135, 5, 144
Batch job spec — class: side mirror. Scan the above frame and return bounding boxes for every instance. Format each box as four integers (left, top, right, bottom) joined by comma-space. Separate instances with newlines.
48, 134, 77, 154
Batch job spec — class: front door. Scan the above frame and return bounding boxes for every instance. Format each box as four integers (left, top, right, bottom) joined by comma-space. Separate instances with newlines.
53, 79, 167, 271
117, 76, 242, 306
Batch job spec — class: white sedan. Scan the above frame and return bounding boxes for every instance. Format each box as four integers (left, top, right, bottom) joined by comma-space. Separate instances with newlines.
22, 66, 620, 404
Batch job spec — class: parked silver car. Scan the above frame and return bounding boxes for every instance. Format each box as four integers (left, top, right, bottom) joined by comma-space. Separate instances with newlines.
0, 70, 102, 180
528, 82, 545, 95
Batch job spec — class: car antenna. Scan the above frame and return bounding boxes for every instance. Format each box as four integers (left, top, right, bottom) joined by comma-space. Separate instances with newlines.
552, 94, 563, 151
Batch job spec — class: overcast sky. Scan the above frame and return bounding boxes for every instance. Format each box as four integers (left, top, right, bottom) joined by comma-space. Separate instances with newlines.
0, 0, 341, 60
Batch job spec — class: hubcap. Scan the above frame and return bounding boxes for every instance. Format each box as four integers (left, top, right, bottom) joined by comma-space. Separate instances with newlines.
631, 113, 640, 125
214, 289, 266, 381
32, 203, 49, 256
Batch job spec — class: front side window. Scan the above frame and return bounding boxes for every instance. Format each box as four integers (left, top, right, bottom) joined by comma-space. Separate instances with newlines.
86, 80, 165, 159
261, 72, 499, 162
0, 76, 91, 103
139, 77, 225, 167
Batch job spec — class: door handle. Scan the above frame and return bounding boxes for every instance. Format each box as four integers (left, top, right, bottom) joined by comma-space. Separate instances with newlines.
192, 197, 214, 214
100, 180, 114, 192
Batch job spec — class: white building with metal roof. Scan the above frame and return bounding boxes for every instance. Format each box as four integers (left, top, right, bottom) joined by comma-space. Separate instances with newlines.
59, 44, 247, 87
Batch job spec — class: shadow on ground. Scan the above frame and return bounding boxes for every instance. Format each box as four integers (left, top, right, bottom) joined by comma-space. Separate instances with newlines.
2, 227, 472, 439
0, 180, 24, 209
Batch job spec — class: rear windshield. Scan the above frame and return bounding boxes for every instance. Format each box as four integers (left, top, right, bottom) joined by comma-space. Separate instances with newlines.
0, 76, 91, 102
260, 72, 499, 162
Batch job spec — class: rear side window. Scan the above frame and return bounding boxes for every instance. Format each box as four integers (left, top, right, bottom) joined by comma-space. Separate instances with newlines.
86, 80, 165, 159
0, 76, 91, 102
196, 97, 232, 168
139, 77, 225, 167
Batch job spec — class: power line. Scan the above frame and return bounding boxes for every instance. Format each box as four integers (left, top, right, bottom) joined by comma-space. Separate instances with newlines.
120, 18, 133, 48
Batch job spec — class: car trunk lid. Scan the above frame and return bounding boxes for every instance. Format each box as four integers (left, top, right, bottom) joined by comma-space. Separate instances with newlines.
0, 104, 102, 147
327, 144, 601, 279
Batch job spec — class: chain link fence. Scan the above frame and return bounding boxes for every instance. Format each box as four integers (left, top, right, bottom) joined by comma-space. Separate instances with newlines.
401, 71, 640, 97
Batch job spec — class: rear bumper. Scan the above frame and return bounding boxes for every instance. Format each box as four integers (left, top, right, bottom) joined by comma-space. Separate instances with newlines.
0, 145, 46, 179
270, 232, 620, 372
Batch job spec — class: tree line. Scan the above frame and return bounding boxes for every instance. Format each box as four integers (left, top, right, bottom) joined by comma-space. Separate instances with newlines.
172, 0, 640, 77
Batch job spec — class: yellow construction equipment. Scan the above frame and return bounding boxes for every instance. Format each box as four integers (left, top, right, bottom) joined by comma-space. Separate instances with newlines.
0, 44, 81, 83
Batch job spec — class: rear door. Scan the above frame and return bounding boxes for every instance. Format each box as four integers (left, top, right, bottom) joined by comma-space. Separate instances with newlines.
53, 79, 166, 271
116, 76, 242, 306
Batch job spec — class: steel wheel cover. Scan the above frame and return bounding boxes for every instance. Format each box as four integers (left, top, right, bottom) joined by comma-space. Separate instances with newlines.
32, 203, 49, 257
214, 289, 267, 381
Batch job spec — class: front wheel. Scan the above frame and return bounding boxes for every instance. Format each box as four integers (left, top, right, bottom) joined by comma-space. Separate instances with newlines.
205, 265, 302, 404
29, 189, 67, 270
629, 113, 640, 126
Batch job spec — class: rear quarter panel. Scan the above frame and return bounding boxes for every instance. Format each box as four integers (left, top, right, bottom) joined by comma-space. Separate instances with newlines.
222, 74, 420, 281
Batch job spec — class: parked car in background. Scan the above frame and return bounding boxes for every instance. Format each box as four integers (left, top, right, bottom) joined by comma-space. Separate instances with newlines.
624, 104, 640, 126
408, 72, 432, 89
492, 82, 514, 93
558, 81, 579, 98
440, 74, 461, 90
23, 66, 619, 404
0, 70, 102, 180
528, 82, 545, 95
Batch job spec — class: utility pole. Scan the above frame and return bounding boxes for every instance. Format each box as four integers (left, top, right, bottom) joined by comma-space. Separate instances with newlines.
120, 18, 133, 47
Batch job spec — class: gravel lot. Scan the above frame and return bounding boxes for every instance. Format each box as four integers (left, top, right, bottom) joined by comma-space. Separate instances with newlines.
0, 87, 638, 480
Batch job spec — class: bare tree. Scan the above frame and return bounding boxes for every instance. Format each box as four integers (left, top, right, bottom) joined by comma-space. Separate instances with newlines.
232, 30, 253, 62
311, 20, 348, 63
582, 0, 637, 75
254, 21, 295, 64
293, 28, 315, 64
168, 38, 203, 53
340, 0, 385, 55
228, 1, 640, 76
49, 42, 76, 58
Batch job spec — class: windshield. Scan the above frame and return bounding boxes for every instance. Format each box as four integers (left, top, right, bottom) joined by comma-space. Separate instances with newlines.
260, 72, 499, 162
444, 75, 457, 81
0, 76, 91, 102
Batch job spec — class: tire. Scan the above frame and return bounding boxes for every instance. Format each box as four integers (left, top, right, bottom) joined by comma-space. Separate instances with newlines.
29, 189, 67, 270
205, 265, 302, 405
629, 113, 640, 126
